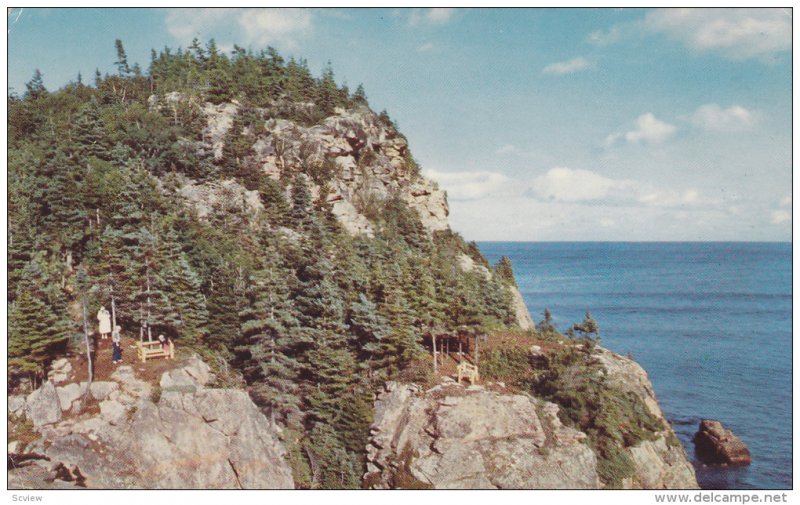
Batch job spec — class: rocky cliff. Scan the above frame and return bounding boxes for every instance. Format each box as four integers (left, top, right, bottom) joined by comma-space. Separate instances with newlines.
365, 348, 698, 490
173, 96, 534, 329
8, 357, 293, 489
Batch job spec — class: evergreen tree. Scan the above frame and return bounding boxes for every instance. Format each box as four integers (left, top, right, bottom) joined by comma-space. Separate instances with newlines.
9, 256, 72, 381
495, 255, 517, 287
114, 39, 130, 76
24, 69, 47, 100
238, 256, 303, 425
537, 308, 557, 334
73, 97, 109, 159
205, 262, 246, 352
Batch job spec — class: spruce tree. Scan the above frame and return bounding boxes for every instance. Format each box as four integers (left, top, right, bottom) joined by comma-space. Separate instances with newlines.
24, 69, 47, 100
114, 39, 130, 76
238, 257, 303, 425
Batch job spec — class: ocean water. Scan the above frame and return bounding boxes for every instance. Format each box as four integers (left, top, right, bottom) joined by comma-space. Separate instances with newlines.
479, 242, 792, 490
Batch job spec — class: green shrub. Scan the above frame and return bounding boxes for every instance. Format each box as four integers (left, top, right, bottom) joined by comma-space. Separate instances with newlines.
8, 414, 38, 452
481, 343, 530, 381
526, 343, 663, 488
149, 385, 162, 404
280, 428, 312, 489
594, 440, 637, 489
389, 444, 433, 489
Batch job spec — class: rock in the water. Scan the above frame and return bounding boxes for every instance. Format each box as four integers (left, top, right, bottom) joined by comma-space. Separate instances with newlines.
693, 420, 751, 466
25, 382, 62, 428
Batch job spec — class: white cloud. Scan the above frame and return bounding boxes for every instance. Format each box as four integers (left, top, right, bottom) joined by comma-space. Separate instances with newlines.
638, 188, 700, 207
527, 167, 705, 210
409, 8, 455, 26
587, 23, 629, 46
165, 8, 312, 50
165, 8, 236, 42
691, 104, 755, 132
645, 8, 791, 61
589, 9, 790, 62
529, 167, 634, 202
238, 9, 312, 49
416, 42, 434, 52
780, 196, 791, 207
771, 210, 791, 224
542, 57, 592, 76
607, 113, 677, 146
423, 169, 509, 200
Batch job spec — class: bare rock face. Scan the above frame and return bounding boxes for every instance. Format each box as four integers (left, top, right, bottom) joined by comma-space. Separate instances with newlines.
693, 420, 751, 466
48, 358, 73, 384
179, 178, 264, 220
365, 382, 599, 489
595, 349, 699, 489
189, 98, 452, 236
509, 286, 534, 330
367, 345, 698, 490
25, 381, 61, 428
56, 383, 84, 411
9, 357, 294, 489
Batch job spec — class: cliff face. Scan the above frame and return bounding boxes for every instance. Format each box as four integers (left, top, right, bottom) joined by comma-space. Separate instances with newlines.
595, 349, 698, 489
183, 97, 534, 328
8, 357, 293, 489
365, 349, 698, 490
365, 381, 598, 489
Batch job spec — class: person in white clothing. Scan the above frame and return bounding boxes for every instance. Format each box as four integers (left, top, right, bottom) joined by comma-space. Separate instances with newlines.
97, 306, 111, 339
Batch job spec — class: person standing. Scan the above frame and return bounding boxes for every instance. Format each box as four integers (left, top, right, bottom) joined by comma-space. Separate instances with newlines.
97, 306, 111, 339
111, 325, 122, 364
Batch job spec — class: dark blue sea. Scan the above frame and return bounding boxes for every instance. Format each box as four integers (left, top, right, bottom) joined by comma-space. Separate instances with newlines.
479, 242, 792, 490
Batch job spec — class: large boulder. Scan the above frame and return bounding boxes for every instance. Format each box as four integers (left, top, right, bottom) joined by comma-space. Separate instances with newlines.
56, 383, 84, 411
9, 359, 294, 489
25, 382, 62, 428
48, 358, 72, 384
8, 395, 26, 416
89, 381, 119, 401
693, 420, 751, 466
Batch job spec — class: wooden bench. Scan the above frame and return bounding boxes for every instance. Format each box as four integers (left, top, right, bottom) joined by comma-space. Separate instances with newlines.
456, 362, 479, 385
136, 340, 174, 363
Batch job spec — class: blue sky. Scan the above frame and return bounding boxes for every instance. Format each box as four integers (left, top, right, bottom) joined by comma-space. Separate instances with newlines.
7, 7, 792, 241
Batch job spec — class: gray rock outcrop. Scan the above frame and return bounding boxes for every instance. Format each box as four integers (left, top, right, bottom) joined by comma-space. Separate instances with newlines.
366, 346, 698, 490
365, 382, 599, 489
595, 349, 698, 489
25, 381, 61, 428
9, 357, 294, 489
164, 96, 451, 236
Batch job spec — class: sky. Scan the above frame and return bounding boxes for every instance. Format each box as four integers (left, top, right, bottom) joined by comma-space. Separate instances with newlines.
6, 7, 793, 241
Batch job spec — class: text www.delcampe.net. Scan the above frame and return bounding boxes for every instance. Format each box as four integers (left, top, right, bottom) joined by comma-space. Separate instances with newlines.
655, 493, 789, 503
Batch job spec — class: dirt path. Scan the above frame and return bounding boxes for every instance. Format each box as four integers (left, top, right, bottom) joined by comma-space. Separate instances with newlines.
68, 335, 182, 385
